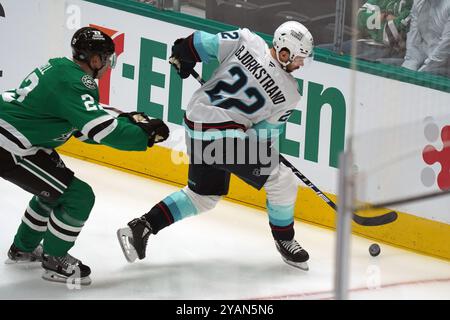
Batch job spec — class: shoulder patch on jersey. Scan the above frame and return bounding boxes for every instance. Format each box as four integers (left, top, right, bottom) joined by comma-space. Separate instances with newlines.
81, 75, 97, 90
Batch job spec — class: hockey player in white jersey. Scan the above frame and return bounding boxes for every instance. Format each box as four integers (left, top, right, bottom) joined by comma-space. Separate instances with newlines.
117, 21, 314, 271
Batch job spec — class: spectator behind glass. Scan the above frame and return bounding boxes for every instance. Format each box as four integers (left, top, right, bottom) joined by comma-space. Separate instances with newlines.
319, 0, 412, 64
402, 0, 450, 77
357, 0, 412, 61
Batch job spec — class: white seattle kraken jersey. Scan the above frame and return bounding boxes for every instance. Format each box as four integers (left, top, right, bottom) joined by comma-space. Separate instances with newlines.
186, 28, 301, 132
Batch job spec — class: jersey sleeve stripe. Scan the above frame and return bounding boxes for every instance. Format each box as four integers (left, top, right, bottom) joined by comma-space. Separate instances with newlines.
0, 119, 33, 151
91, 118, 118, 143
87, 118, 114, 140
81, 115, 115, 140
0, 119, 39, 156
193, 31, 219, 63
72, 130, 89, 142
0, 126, 27, 149
76, 135, 88, 142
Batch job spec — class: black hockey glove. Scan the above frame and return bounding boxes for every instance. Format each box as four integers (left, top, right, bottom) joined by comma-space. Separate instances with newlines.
170, 34, 201, 79
119, 112, 170, 147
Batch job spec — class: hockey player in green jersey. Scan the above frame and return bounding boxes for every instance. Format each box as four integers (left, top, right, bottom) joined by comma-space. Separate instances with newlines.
357, 0, 413, 48
320, 0, 412, 62
0, 27, 169, 285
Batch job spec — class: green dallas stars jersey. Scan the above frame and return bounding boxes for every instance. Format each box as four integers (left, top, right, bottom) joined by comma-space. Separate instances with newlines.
357, 0, 413, 44
0, 57, 148, 156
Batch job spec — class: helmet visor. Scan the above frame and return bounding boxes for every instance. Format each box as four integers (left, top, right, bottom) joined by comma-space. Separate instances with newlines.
301, 54, 314, 70
287, 52, 314, 72
296, 53, 314, 71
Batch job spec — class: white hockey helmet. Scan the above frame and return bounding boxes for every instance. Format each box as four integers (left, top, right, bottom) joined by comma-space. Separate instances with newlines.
273, 21, 314, 67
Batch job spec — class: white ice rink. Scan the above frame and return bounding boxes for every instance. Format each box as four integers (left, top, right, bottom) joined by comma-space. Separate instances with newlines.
1, 155, 449, 300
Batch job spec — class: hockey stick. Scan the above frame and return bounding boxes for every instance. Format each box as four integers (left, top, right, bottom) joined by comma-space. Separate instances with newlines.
279, 156, 398, 226
186, 67, 397, 226
101, 105, 124, 114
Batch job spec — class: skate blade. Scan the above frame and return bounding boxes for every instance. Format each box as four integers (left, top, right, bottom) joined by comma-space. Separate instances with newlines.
281, 257, 309, 271
42, 270, 92, 286
4, 257, 42, 265
117, 227, 138, 263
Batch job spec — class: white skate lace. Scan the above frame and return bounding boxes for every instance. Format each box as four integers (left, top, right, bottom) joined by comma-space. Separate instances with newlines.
142, 226, 151, 248
280, 240, 302, 254
58, 254, 79, 267
129, 218, 152, 253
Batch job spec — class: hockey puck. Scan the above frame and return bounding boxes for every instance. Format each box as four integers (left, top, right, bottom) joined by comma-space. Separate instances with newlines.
369, 243, 381, 257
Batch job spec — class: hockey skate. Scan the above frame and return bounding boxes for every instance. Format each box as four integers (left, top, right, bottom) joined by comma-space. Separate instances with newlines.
5, 243, 44, 264
41, 253, 91, 285
275, 239, 309, 271
117, 217, 152, 263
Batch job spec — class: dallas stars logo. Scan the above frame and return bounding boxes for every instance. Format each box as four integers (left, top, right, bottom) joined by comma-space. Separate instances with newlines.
81, 74, 97, 90
54, 129, 77, 142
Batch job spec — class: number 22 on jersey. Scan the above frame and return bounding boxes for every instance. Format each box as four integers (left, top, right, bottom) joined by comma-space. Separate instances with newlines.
205, 66, 266, 114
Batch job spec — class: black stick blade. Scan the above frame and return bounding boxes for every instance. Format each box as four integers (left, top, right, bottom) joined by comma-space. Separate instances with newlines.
352, 211, 398, 226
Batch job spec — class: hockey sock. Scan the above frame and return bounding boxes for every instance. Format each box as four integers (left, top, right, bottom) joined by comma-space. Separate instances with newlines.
42, 178, 94, 256
269, 222, 295, 240
43, 207, 86, 256
267, 201, 295, 240
144, 190, 198, 234
14, 196, 55, 252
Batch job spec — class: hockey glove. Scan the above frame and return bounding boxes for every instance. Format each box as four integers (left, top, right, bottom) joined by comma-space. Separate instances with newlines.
170, 34, 201, 79
119, 112, 170, 147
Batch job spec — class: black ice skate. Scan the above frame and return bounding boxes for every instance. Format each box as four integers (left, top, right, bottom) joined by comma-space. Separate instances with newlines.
275, 239, 309, 271
5, 243, 43, 264
117, 217, 152, 263
41, 253, 91, 285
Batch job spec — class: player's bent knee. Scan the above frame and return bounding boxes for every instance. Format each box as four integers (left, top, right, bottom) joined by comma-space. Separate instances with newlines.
60, 177, 96, 222
183, 186, 221, 213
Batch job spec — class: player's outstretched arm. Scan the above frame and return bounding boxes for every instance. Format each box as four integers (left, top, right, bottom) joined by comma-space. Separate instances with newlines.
118, 112, 169, 147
